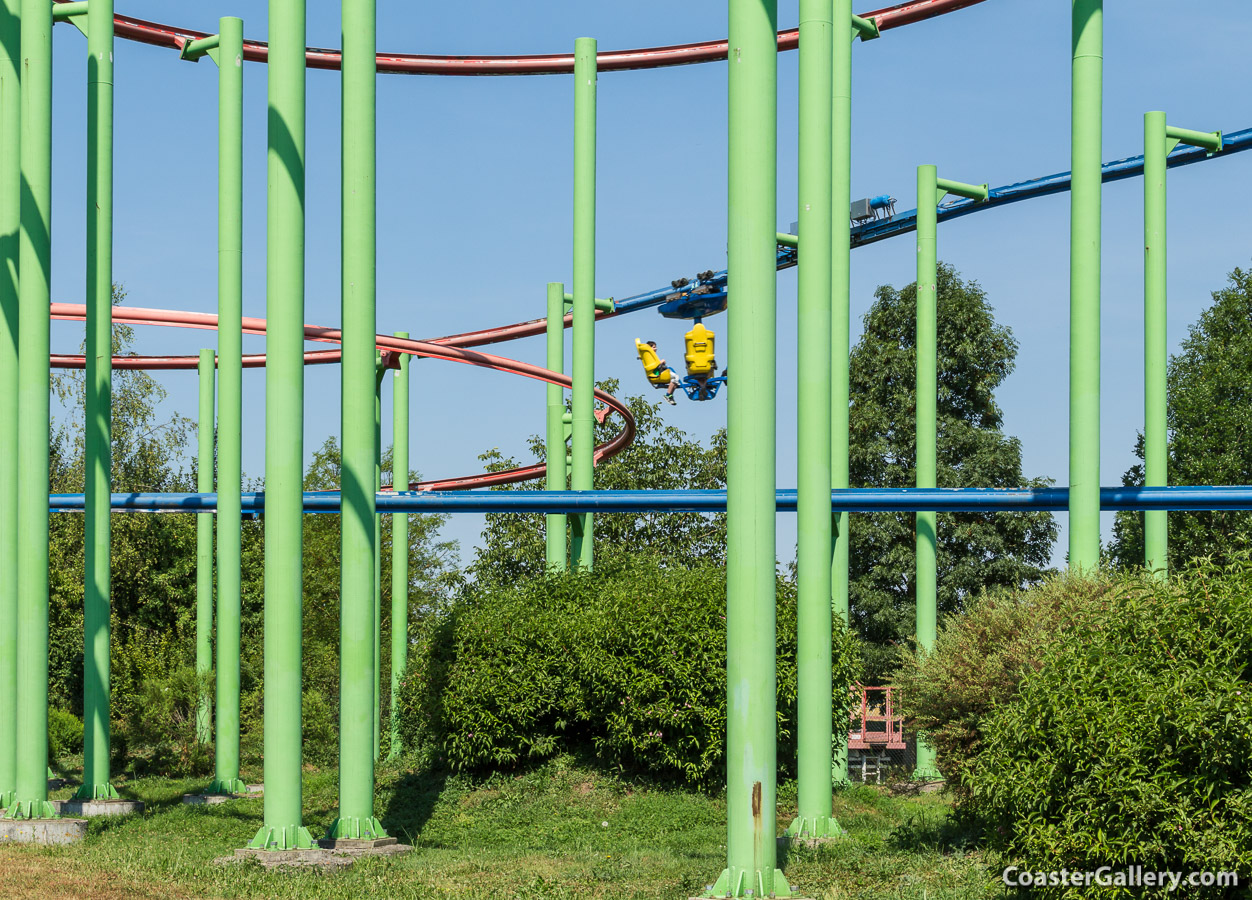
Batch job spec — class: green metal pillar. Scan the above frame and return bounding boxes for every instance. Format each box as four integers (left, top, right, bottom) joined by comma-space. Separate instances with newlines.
1069, 0, 1102, 572
913, 165, 941, 782
912, 171, 985, 783
1143, 110, 1167, 579
706, 0, 789, 894
327, 0, 385, 841
569, 38, 596, 572
388, 332, 410, 761
545, 282, 568, 570
1141, 114, 1221, 578
7, 0, 53, 821
195, 350, 215, 746
0, 0, 19, 813
78, 0, 117, 803
210, 15, 247, 797
789, 0, 837, 843
829, 1, 853, 781
249, 0, 313, 851
830, 0, 876, 788
374, 365, 383, 763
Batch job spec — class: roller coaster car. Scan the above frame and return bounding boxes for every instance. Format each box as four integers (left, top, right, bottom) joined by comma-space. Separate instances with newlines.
684, 323, 716, 377
635, 339, 674, 386
680, 324, 726, 401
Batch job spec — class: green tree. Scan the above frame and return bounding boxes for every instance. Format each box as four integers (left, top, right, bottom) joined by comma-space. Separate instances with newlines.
47, 289, 460, 768
850, 263, 1057, 682
48, 287, 198, 718
1109, 265, 1252, 571
469, 379, 726, 587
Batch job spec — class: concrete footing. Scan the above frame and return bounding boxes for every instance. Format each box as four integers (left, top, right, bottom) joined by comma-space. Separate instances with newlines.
53, 799, 145, 817
319, 836, 400, 851
183, 785, 263, 806
219, 839, 410, 870
0, 817, 88, 845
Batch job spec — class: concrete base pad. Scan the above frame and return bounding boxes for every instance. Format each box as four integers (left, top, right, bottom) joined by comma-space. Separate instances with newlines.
53, 799, 144, 817
319, 836, 399, 851
0, 817, 88, 845
220, 842, 411, 870
183, 790, 263, 806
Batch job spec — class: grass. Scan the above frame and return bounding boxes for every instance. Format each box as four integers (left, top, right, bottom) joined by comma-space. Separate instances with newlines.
1, 757, 1008, 899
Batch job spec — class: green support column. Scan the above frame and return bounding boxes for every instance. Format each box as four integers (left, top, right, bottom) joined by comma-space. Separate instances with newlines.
7, 0, 54, 821
569, 38, 596, 571
788, 0, 837, 843
545, 283, 568, 570
327, 0, 386, 842
912, 171, 985, 783
249, 0, 313, 851
210, 16, 247, 797
1141, 114, 1220, 578
0, 0, 20, 813
374, 365, 383, 763
912, 165, 941, 783
706, 0, 789, 894
195, 350, 215, 745
388, 332, 410, 761
829, 0, 853, 791
1069, 0, 1102, 571
78, 0, 118, 803
830, 0, 876, 787
1143, 110, 1167, 579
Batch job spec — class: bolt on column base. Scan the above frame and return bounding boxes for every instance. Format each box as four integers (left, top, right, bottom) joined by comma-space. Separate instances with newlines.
4, 799, 59, 820
73, 781, 119, 801
247, 823, 315, 851
785, 814, 844, 844
324, 815, 389, 842
699, 866, 802, 898
206, 777, 252, 796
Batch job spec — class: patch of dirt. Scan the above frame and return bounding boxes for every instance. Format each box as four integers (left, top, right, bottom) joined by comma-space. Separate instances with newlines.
0, 849, 210, 900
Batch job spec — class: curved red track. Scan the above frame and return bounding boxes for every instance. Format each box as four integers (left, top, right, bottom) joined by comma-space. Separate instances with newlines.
49, 304, 635, 493
44, 0, 990, 489
53, 0, 991, 76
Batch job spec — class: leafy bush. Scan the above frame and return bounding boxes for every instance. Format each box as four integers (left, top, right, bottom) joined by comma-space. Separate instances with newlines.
123, 666, 212, 777
966, 557, 1252, 896
895, 575, 1114, 792
398, 558, 860, 786
47, 707, 84, 762
301, 689, 338, 770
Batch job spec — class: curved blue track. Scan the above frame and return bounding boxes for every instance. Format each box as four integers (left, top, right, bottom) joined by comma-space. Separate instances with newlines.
50, 126, 1252, 515
611, 125, 1252, 319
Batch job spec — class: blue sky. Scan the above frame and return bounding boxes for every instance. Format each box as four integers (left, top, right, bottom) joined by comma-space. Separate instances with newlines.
45, 1, 1252, 566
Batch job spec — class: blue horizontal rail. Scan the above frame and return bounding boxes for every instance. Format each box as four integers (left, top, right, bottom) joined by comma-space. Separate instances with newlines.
47, 486, 1252, 514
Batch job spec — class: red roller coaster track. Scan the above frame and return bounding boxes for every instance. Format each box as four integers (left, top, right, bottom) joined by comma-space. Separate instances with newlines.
42, 0, 990, 491
49, 304, 636, 493
51, 0, 990, 76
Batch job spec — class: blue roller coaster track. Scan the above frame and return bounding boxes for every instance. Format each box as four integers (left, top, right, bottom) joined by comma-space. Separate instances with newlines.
613, 125, 1251, 318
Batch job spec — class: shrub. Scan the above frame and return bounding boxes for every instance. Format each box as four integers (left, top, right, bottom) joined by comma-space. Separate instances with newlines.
47, 707, 84, 762
895, 574, 1114, 791
966, 556, 1252, 896
398, 558, 860, 786
124, 666, 213, 777
301, 689, 338, 770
